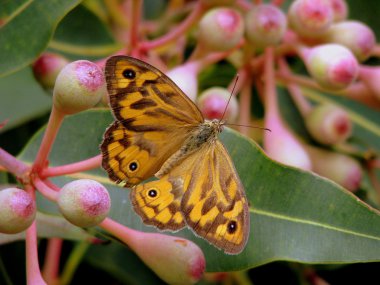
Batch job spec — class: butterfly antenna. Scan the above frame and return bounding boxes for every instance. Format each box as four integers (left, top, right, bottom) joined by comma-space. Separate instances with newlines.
224, 123, 271, 132
221, 74, 239, 123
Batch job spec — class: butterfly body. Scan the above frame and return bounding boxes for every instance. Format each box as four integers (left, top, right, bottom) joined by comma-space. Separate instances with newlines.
101, 56, 250, 254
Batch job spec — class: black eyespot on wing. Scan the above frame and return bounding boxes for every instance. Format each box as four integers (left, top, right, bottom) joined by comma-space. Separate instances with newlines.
123, 69, 136, 79
227, 220, 237, 234
129, 161, 138, 172
148, 189, 158, 198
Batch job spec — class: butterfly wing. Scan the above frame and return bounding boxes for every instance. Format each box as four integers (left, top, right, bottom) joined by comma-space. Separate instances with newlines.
181, 140, 250, 254
101, 56, 204, 187
131, 139, 250, 254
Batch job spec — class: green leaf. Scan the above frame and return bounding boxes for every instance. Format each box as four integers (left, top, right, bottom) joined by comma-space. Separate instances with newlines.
50, 5, 121, 59
18, 110, 380, 272
0, 0, 81, 77
0, 67, 51, 132
86, 243, 166, 285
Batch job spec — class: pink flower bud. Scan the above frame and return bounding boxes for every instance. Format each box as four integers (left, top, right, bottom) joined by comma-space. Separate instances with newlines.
198, 8, 244, 51
288, 0, 334, 38
245, 4, 287, 49
167, 63, 198, 102
264, 113, 312, 170
328, 0, 348, 22
301, 44, 358, 90
305, 103, 352, 145
104, 220, 206, 285
359, 66, 380, 101
32, 53, 69, 89
0, 188, 36, 234
326, 21, 376, 62
53, 60, 106, 114
305, 144, 362, 192
197, 87, 238, 122
58, 179, 111, 227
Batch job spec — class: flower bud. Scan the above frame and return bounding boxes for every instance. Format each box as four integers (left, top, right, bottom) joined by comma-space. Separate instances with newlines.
58, 179, 111, 227
328, 0, 348, 22
167, 63, 198, 102
113, 224, 206, 285
264, 113, 312, 170
305, 144, 362, 192
302, 44, 358, 90
359, 66, 380, 101
0, 188, 36, 234
197, 87, 238, 122
305, 103, 352, 145
32, 53, 69, 90
288, 0, 333, 38
53, 60, 106, 114
326, 21, 376, 62
245, 4, 287, 49
198, 8, 244, 52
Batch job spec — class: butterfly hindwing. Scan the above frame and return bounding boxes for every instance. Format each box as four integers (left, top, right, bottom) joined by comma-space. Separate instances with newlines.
181, 141, 249, 254
131, 177, 185, 231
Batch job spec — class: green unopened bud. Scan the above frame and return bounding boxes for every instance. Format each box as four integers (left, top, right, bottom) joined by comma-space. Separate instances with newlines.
198, 8, 244, 52
197, 87, 238, 122
0, 188, 36, 234
32, 53, 69, 90
303, 44, 358, 90
245, 4, 287, 49
305, 103, 352, 145
53, 60, 106, 114
305, 144, 362, 192
58, 179, 111, 227
326, 21, 376, 62
124, 230, 205, 285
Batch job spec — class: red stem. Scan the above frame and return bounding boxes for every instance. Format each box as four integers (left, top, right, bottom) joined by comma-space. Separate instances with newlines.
0, 148, 29, 177
139, 1, 205, 51
278, 58, 312, 116
238, 68, 251, 135
33, 107, 65, 173
264, 47, 279, 116
42, 238, 63, 285
25, 185, 47, 285
33, 177, 59, 202
41, 155, 102, 178
129, 0, 142, 55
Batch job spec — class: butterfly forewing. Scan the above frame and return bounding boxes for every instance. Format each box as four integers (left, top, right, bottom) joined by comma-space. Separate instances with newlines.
102, 56, 204, 186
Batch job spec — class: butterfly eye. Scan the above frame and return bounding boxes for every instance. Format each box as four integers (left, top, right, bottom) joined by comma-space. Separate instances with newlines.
147, 188, 159, 198
122, 69, 136, 79
227, 220, 237, 234
128, 161, 139, 172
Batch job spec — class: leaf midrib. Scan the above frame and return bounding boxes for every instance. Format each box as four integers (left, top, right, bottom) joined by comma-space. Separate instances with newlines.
251, 208, 380, 241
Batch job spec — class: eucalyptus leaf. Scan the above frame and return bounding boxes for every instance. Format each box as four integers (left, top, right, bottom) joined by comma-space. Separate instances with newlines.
0, 0, 81, 77
18, 110, 380, 272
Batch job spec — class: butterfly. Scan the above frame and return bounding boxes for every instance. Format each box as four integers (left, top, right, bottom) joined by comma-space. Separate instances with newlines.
100, 56, 249, 254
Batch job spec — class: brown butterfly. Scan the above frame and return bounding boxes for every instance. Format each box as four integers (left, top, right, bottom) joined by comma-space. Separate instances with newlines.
100, 56, 249, 254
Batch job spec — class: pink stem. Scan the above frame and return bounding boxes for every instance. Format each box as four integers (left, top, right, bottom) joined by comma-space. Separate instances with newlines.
0, 148, 29, 177
33, 177, 59, 202
25, 185, 47, 285
264, 47, 279, 117
42, 238, 63, 285
129, 0, 142, 54
139, 1, 205, 51
33, 107, 65, 173
99, 218, 137, 246
41, 155, 102, 178
278, 58, 312, 116
238, 68, 251, 135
